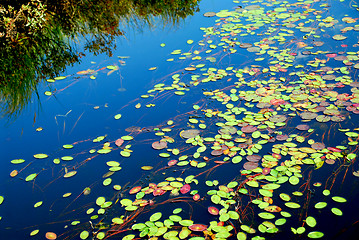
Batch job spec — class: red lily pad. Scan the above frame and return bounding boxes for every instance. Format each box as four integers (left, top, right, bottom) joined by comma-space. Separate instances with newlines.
270, 99, 286, 105
208, 206, 219, 215
152, 141, 167, 150
189, 224, 208, 232
326, 53, 337, 58
243, 162, 258, 170
211, 150, 223, 156
168, 160, 178, 166
311, 142, 325, 150
144, 188, 154, 194
262, 168, 271, 175
45, 232, 57, 240
180, 184, 191, 194
328, 147, 341, 152
246, 155, 261, 162
115, 138, 124, 147
325, 159, 335, 165
129, 186, 141, 194
238, 143, 248, 149
296, 124, 310, 131
241, 125, 257, 133
180, 129, 200, 139
276, 134, 288, 141
193, 194, 200, 201
153, 188, 166, 196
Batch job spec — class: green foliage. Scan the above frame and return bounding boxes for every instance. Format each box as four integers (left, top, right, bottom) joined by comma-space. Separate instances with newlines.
0, 0, 200, 118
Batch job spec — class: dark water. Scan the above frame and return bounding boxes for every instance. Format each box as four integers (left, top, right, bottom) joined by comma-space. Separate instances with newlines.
2, 0, 359, 239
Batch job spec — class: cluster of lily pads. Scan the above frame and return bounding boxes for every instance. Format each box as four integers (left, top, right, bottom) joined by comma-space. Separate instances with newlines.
3, 0, 359, 239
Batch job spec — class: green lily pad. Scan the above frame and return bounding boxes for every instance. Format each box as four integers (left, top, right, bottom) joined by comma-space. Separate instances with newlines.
258, 212, 275, 219
11, 159, 25, 164
25, 173, 37, 182
80, 231, 89, 239
332, 196, 347, 203
285, 202, 301, 209
308, 231, 324, 238
150, 212, 162, 222
314, 202, 327, 209
332, 35, 347, 41
331, 208, 343, 216
33, 153, 48, 159
306, 216, 317, 227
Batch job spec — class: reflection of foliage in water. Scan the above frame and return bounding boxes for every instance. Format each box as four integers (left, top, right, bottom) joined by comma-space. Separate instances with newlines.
0, 25, 78, 118
0, 0, 200, 118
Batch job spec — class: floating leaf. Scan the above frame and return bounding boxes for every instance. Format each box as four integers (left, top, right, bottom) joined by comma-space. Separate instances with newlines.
314, 202, 327, 209
332, 196, 347, 203
331, 208, 343, 216
141, 166, 153, 170
30, 229, 39, 236
258, 212, 275, 219
152, 141, 167, 150
208, 206, 219, 215
121, 136, 134, 141
33, 201, 43, 208
120, 151, 131, 157
129, 186, 141, 194
285, 202, 301, 209
98, 149, 111, 154
203, 12, 216, 17
332, 35, 347, 41
323, 189, 330, 196
103, 178, 112, 186
11, 159, 25, 164
96, 197, 106, 206
188, 224, 207, 232
308, 231, 324, 238
115, 138, 124, 147
180, 129, 200, 138
10, 170, 18, 177
33, 154, 48, 159
150, 212, 162, 222
45, 232, 57, 240
289, 176, 299, 185
63, 193, 72, 198
64, 171, 77, 178
80, 231, 89, 239
306, 216, 317, 227
25, 173, 37, 182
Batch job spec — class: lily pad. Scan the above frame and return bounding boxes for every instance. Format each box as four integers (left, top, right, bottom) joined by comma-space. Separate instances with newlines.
333, 35, 347, 41
180, 129, 200, 139
308, 231, 324, 238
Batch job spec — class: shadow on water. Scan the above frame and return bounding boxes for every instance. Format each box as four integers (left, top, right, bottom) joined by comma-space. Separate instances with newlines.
0, 0, 200, 120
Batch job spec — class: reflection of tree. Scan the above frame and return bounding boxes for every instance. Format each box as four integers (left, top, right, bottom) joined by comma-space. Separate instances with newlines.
0, 0, 200, 119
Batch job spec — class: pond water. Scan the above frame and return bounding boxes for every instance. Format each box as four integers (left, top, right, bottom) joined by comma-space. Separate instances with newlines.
2, 0, 359, 239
